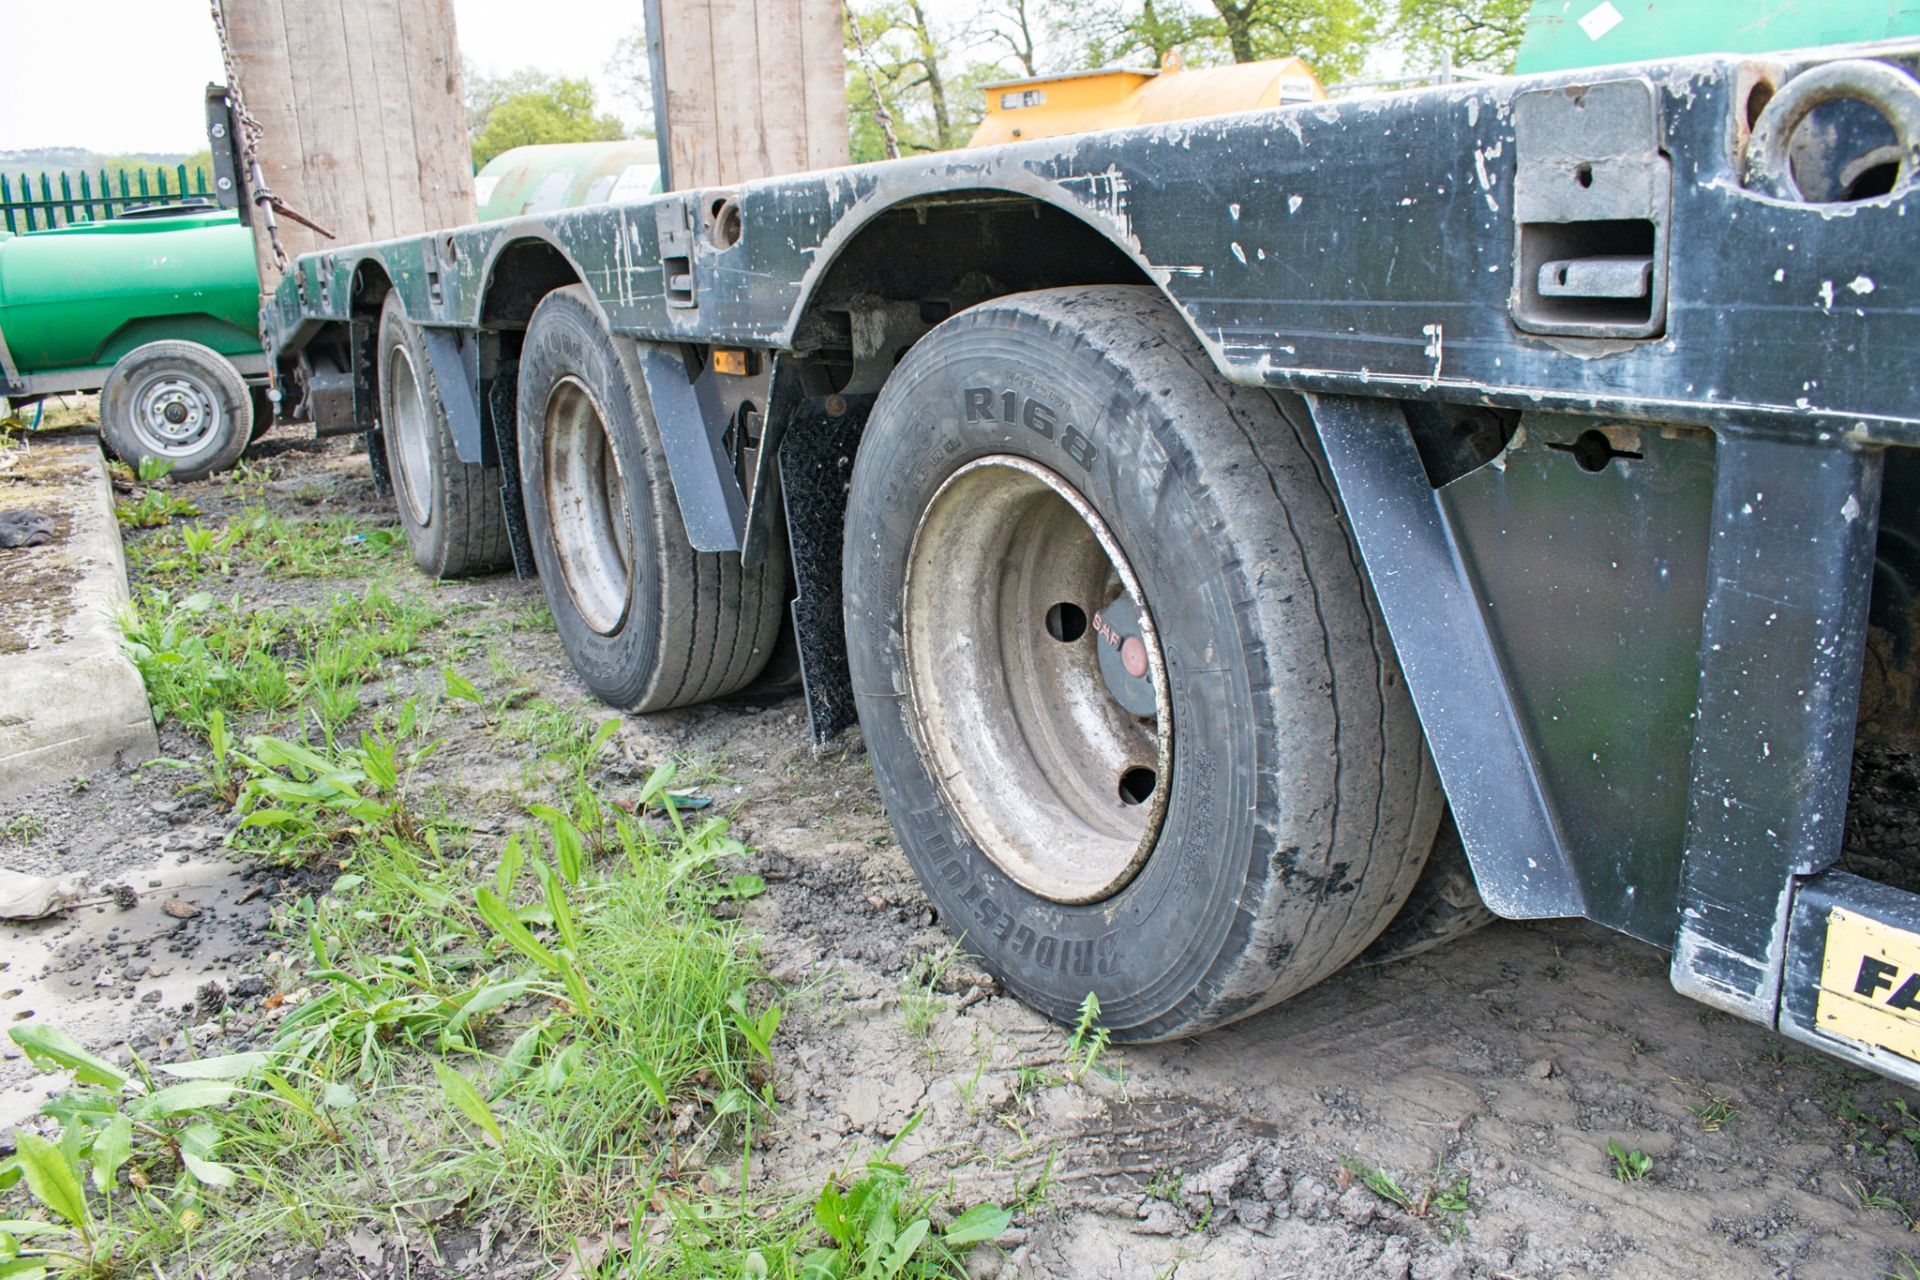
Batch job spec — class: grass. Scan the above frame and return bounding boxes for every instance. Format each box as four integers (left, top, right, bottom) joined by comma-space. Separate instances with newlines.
126, 508, 404, 583
120, 584, 440, 737
0, 488, 1013, 1278
1606, 1139, 1653, 1183
113, 458, 200, 529
1691, 1093, 1740, 1134
1339, 1157, 1472, 1241
900, 946, 960, 1040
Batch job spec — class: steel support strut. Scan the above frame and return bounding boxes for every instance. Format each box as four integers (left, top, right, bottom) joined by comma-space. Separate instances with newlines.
1307, 394, 1584, 920
1671, 430, 1884, 1022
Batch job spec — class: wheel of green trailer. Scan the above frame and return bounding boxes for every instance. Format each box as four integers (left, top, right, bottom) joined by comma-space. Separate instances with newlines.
842, 285, 1444, 1041
515, 284, 787, 712
98, 340, 251, 482
375, 292, 513, 578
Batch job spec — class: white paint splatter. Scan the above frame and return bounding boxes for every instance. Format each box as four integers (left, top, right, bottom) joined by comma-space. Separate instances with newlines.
1848, 275, 1875, 295
1472, 147, 1500, 213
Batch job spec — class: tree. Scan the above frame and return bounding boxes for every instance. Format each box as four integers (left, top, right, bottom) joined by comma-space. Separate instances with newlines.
1054, 0, 1221, 69
845, 0, 968, 160
466, 73, 625, 168
1204, 0, 1378, 74
604, 27, 658, 132
1396, 0, 1530, 73
986, 0, 1044, 77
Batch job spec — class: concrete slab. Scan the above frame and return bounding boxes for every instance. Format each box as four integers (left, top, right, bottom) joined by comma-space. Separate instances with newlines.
0, 430, 157, 799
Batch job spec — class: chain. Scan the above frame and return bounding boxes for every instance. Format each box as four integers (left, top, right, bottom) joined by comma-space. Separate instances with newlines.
209, 0, 289, 269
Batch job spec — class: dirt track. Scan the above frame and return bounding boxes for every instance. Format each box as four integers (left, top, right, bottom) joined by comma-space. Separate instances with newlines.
3, 432, 1919, 1278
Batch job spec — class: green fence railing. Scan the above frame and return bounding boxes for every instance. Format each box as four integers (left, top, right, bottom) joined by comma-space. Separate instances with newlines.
0, 165, 214, 234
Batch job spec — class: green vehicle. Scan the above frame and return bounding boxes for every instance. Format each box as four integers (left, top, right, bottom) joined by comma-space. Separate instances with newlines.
0, 138, 662, 482
0, 201, 269, 480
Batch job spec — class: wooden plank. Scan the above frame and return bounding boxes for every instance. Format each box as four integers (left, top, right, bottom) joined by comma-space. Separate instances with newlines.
710, 0, 768, 186
336, 0, 396, 239
398, 0, 475, 230
753, 0, 809, 176
659, 0, 721, 189
283, 0, 359, 257
798, 0, 849, 172
351, 0, 425, 236
223, 0, 303, 288
222, 0, 474, 291
658, 0, 848, 189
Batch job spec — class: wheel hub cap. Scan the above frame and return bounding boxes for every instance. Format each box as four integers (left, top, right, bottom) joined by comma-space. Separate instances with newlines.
131, 374, 221, 455
543, 376, 633, 635
384, 344, 435, 527
902, 455, 1171, 905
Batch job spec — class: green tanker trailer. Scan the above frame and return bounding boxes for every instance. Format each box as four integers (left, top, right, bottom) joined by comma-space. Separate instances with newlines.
0, 203, 269, 480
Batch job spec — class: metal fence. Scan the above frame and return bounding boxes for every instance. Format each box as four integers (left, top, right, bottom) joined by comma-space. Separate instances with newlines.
0, 165, 214, 234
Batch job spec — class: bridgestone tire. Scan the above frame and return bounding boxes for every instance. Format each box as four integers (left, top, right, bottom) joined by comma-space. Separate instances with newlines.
517, 285, 786, 711
99, 341, 251, 482
843, 286, 1443, 1041
376, 293, 512, 578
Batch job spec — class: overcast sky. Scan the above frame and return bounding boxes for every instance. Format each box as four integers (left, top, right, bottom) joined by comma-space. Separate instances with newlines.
0, 0, 652, 156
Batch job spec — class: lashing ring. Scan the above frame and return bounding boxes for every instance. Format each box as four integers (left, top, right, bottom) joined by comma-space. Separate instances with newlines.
1745, 59, 1920, 202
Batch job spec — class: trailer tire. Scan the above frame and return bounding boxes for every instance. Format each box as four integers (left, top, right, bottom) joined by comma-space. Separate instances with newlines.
843, 285, 1442, 1041
516, 285, 785, 711
98, 340, 252, 482
376, 293, 512, 578
1356, 813, 1496, 967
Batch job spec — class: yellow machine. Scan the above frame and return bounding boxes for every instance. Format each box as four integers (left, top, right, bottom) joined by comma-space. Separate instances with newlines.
967, 51, 1326, 148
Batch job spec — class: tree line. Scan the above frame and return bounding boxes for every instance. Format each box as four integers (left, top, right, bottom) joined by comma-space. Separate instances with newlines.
465, 0, 1529, 167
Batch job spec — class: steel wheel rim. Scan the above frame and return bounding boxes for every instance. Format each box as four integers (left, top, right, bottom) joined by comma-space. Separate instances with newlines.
384, 344, 435, 527
543, 375, 633, 635
903, 455, 1171, 905
128, 369, 222, 458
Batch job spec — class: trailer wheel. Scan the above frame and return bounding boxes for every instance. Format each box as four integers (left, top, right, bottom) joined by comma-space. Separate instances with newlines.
1356, 813, 1496, 967
376, 293, 512, 577
98, 340, 252, 482
516, 285, 785, 711
843, 286, 1442, 1041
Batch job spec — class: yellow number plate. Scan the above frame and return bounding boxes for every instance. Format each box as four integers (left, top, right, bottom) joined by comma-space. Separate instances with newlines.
1818, 906, 1920, 1061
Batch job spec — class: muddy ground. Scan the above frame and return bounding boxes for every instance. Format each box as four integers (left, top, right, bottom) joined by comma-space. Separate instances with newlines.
4, 426, 1920, 1279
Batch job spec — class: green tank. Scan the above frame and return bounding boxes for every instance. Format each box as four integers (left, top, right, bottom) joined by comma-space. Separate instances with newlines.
0, 204, 271, 479
473, 140, 662, 222
1517, 0, 1920, 73
0, 204, 262, 393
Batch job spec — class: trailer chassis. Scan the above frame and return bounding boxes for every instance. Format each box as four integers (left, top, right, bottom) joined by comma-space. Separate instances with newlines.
264, 40, 1920, 1079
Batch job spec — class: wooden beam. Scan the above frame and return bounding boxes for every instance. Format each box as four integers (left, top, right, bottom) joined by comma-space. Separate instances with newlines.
218, 0, 474, 292
655, 0, 849, 190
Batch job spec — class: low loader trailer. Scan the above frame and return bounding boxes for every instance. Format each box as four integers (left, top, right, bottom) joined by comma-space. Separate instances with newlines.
257, 37, 1920, 1084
